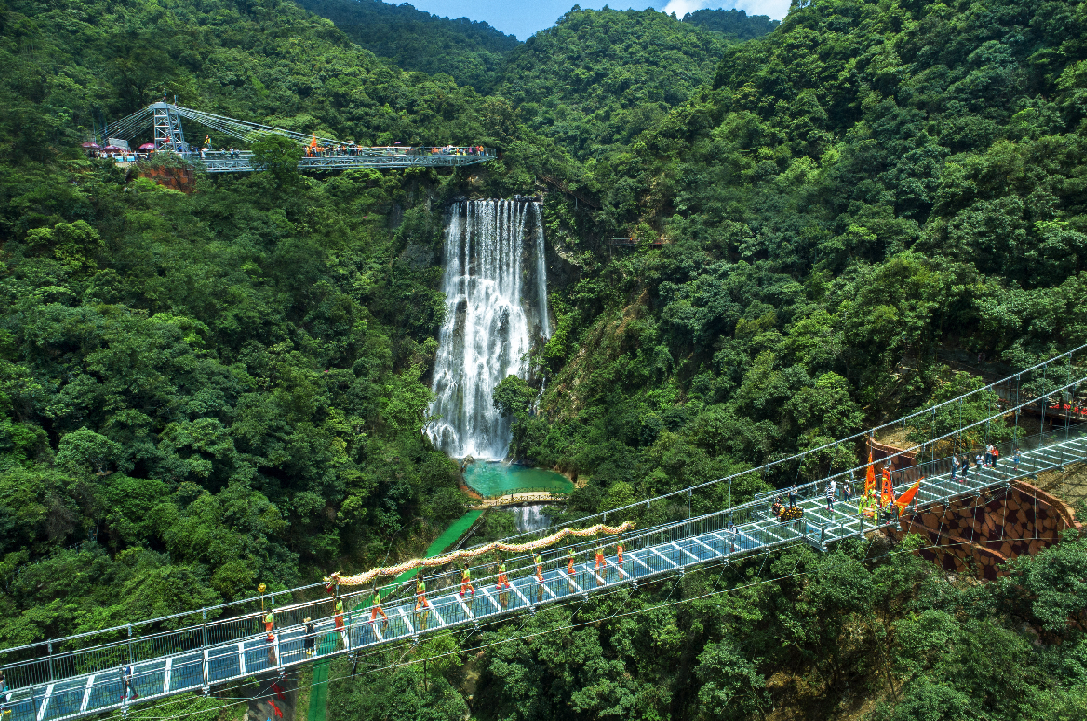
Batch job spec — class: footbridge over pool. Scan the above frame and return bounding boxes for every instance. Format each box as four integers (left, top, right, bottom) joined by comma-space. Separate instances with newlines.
97, 103, 494, 173
2, 346, 1086, 721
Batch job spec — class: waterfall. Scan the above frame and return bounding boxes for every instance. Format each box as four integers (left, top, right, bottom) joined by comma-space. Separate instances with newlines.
428, 199, 550, 460
509, 505, 552, 533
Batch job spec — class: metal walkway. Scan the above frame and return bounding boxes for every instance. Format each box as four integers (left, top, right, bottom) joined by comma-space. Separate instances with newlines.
98, 103, 494, 172
1, 346, 1086, 720
1, 426, 1084, 721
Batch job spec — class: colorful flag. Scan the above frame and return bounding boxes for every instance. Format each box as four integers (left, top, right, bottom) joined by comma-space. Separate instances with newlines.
865, 446, 876, 499
880, 467, 895, 507
894, 480, 921, 511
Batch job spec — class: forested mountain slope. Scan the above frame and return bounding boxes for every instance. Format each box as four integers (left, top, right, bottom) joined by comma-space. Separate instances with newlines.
520, 0, 1087, 498
0, 0, 1085, 719
0, 0, 518, 644
292, 0, 519, 93
495, 8, 733, 159
681, 7, 780, 40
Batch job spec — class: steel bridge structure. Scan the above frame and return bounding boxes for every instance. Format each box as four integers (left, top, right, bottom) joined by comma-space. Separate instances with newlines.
1, 346, 1085, 721
101, 103, 494, 173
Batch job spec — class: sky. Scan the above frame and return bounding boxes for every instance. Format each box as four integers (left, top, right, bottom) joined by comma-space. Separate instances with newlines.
394, 1, 790, 40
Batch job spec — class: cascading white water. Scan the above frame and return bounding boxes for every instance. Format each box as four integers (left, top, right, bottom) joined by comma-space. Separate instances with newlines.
428, 199, 550, 460
508, 505, 551, 533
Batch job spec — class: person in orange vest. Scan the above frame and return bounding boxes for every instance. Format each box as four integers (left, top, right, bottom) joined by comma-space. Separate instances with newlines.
534, 551, 544, 582
334, 597, 345, 631
460, 564, 475, 597
264, 609, 274, 634
369, 590, 388, 626
496, 559, 510, 590
615, 539, 625, 578
594, 543, 606, 585
415, 577, 430, 612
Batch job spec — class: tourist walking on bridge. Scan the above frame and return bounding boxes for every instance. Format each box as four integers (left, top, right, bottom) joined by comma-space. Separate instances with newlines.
460, 564, 475, 597
303, 617, 315, 656
496, 559, 510, 591
594, 543, 606, 586
370, 590, 388, 625
615, 539, 625, 578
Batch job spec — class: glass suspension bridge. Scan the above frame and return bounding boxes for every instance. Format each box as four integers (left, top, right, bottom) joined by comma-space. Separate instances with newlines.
100, 102, 494, 172
2, 346, 1085, 720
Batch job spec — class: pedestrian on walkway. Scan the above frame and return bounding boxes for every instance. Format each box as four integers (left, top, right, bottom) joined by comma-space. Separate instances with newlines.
370, 590, 389, 624
616, 539, 625, 578
303, 617, 315, 655
961, 455, 969, 479
121, 665, 138, 701
951, 453, 959, 480
991, 445, 999, 468
788, 485, 797, 508
567, 547, 575, 575
496, 560, 510, 591
534, 551, 544, 582
414, 577, 430, 612
460, 564, 475, 597
1012, 448, 1021, 472
334, 597, 345, 632
826, 482, 835, 512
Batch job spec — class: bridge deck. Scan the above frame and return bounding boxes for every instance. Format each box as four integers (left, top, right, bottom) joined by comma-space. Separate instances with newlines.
2, 429, 1084, 721
113, 148, 495, 173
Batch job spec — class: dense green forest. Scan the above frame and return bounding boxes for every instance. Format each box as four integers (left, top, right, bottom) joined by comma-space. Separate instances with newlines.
0, 0, 1086, 718
0, 0, 513, 643
292, 0, 519, 93
682, 7, 781, 40
495, 8, 735, 159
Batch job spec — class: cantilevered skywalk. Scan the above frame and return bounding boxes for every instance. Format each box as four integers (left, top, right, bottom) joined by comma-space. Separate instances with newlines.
99, 103, 494, 173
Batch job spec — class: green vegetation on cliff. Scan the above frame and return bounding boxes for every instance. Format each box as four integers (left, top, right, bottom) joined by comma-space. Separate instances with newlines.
1, 0, 1086, 718
292, 0, 519, 93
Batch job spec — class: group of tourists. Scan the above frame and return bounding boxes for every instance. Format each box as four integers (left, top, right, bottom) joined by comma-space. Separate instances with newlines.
951, 444, 1019, 481
300, 144, 487, 158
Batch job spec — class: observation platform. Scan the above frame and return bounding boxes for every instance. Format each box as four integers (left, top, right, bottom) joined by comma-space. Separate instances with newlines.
1, 348, 1085, 721
95, 103, 493, 174
197, 147, 494, 173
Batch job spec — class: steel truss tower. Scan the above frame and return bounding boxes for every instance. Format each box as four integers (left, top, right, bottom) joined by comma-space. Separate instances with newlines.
151, 102, 187, 152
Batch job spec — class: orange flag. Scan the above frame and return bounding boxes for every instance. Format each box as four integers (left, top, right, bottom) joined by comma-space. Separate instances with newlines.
864, 447, 876, 499
894, 480, 921, 511
880, 467, 896, 507
310, 133, 318, 149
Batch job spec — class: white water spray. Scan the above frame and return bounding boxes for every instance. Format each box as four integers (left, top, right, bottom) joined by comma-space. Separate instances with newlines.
428, 200, 550, 460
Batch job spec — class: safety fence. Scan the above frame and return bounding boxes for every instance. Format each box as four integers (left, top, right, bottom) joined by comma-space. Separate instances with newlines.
1, 348, 1086, 720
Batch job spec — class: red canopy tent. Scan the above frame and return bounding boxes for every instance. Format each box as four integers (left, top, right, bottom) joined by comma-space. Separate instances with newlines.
138, 142, 156, 150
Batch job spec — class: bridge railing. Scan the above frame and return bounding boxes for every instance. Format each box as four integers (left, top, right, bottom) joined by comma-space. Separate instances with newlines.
2, 349, 1085, 693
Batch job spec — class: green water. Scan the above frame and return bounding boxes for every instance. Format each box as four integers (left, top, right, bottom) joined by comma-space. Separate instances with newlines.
463, 462, 574, 497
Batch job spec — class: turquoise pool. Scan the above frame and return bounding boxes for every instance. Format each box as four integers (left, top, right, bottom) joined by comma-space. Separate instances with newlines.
463, 462, 574, 498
